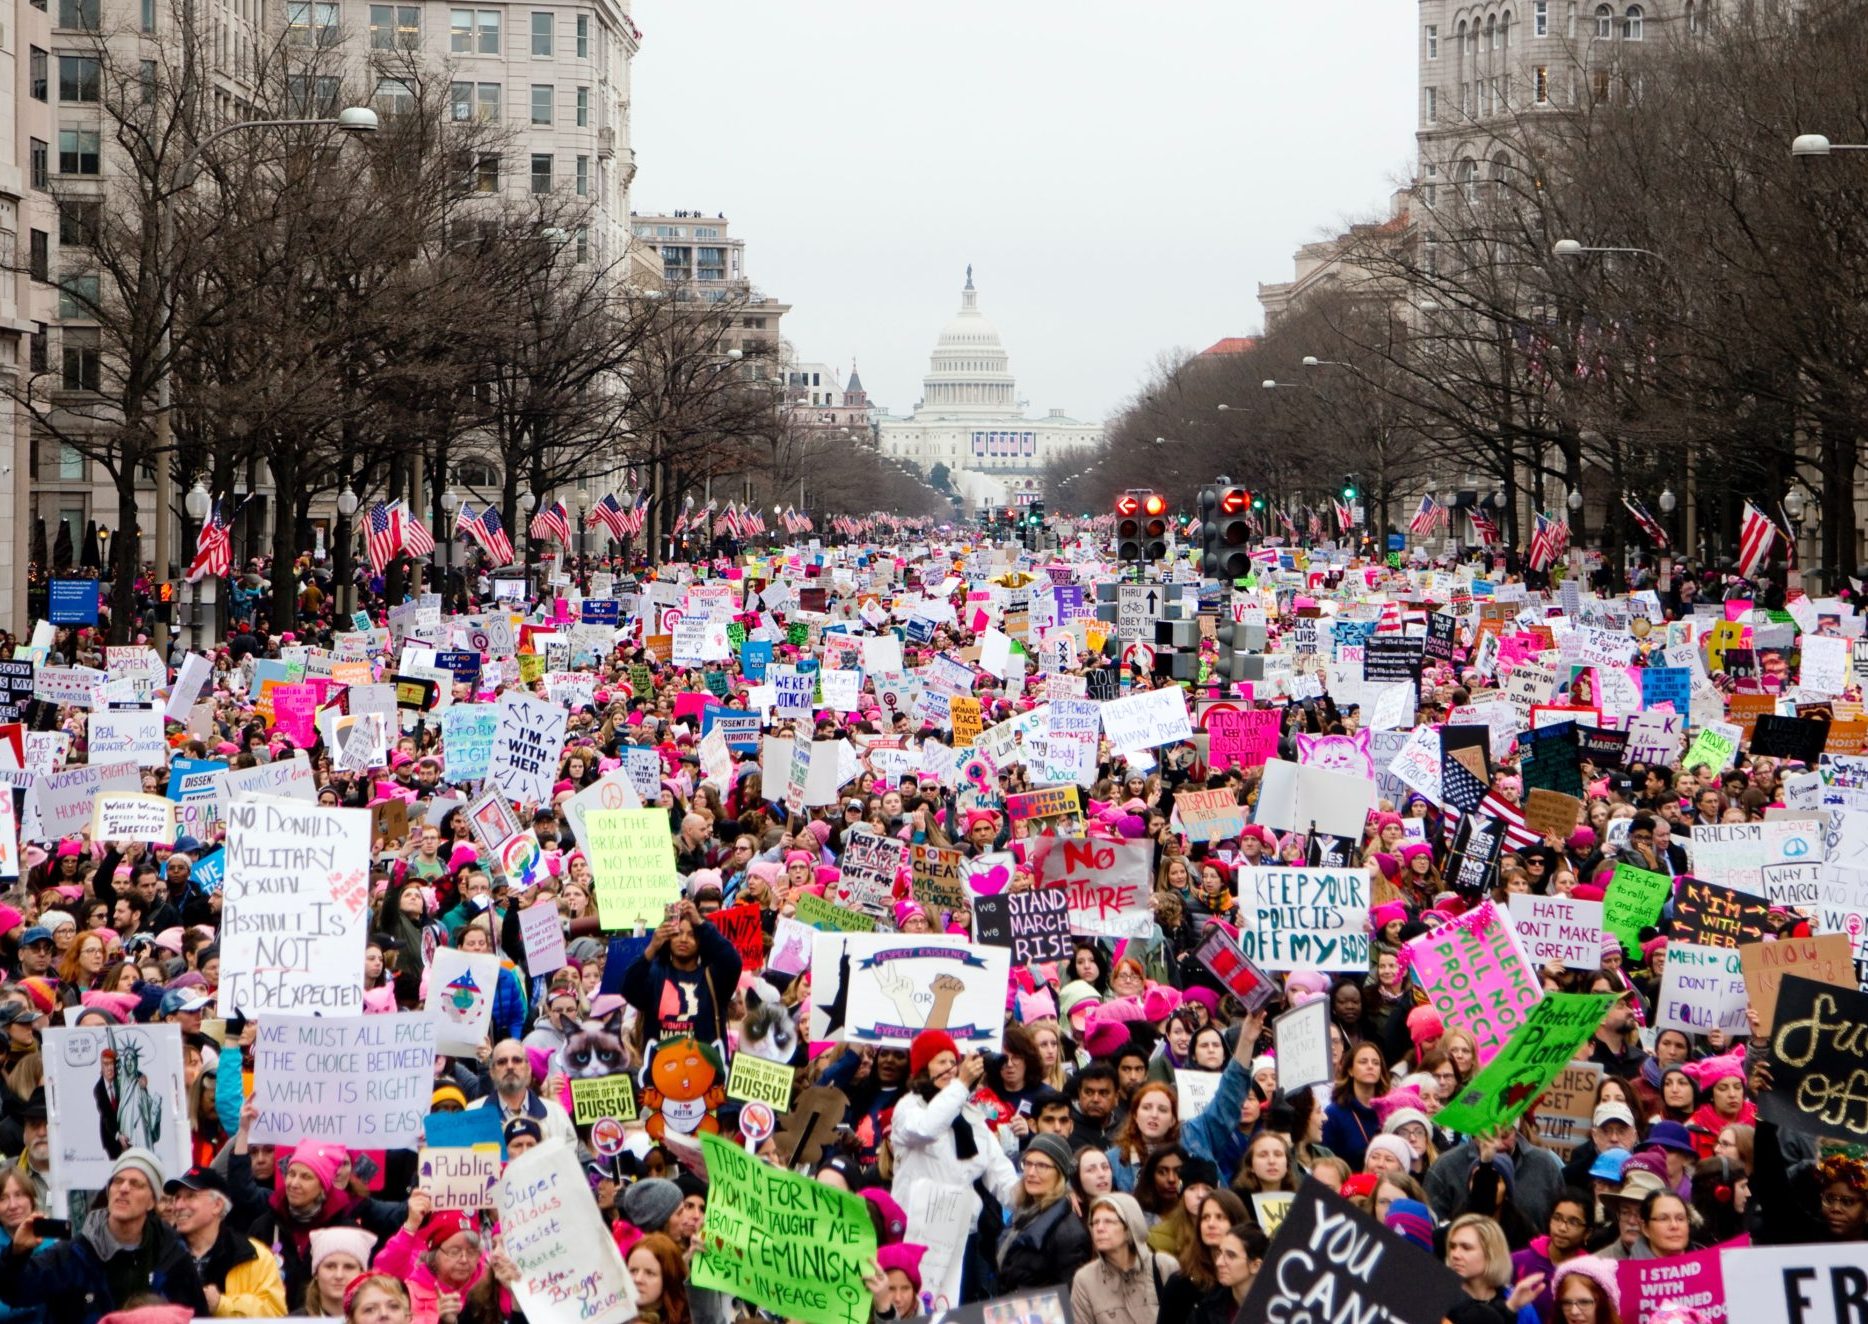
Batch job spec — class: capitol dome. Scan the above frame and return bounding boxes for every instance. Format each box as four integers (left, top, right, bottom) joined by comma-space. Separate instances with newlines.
921, 267, 1017, 413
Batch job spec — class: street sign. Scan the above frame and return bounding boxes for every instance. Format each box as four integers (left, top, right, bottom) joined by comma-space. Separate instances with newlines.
1117, 584, 1163, 641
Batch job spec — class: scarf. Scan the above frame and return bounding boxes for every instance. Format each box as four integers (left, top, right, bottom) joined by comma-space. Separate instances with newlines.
917, 1083, 977, 1160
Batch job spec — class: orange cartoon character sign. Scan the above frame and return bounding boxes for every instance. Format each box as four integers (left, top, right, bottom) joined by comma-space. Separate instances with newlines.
638, 1035, 726, 1141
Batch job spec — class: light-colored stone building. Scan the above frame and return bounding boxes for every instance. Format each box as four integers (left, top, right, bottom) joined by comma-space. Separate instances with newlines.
877, 268, 1099, 513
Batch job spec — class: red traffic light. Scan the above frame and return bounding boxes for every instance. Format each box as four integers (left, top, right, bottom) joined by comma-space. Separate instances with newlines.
1114, 494, 1141, 517
1219, 488, 1248, 515
1142, 493, 1167, 517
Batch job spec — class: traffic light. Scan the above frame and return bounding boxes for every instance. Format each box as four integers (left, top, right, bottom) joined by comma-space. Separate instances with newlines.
1341, 477, 1358, 501
1142, 492, 1168, 562
1115, 492, 1145, 562
1199, 484, 1253, 581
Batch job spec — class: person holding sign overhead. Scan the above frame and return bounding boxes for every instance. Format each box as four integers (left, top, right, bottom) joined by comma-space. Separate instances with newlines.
620, 899, 742, 1044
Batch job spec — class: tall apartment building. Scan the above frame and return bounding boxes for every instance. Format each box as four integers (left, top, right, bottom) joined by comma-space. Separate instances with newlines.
629, 210, 791, 365
0, 0, 646, 624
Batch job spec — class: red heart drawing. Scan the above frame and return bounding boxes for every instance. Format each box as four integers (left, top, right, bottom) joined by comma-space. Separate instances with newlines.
968, 864, 1011, 896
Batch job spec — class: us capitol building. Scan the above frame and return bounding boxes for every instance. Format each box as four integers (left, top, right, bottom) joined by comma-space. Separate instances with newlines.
877, 268, 1101, 513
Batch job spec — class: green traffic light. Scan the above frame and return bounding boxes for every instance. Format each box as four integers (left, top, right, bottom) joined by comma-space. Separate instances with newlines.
1342, 485, 1357, 500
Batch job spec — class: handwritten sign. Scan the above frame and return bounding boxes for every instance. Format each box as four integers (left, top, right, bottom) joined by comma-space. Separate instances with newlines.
1402, 900, 1543, 1065
1027, 835, 1154, 939
498, 1139, 637, 1324
1236, 868, 1370, 972
1655, 942, 1750, 1035
249, 1013, 436, 1148
487, 691, 568, 807
1506, 894, 1604, 970
585, 808, 678, 932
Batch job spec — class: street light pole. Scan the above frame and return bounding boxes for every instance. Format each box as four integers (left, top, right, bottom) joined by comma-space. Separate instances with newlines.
183, 478, 210, 648
575, 488, 590, 592
150, 108, 378, 651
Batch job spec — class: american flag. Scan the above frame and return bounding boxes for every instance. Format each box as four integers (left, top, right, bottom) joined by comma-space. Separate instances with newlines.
1442, 795, 1543, 852
1408, 494, 1443, 536
186, 500, 232, 583
457, 502, 516, 565
1621, 494, 1669, 549
1736, 502, 1778, 578
365, 501, 402, 574
625, 491, 649, 535
1333, 499, 1354, 533
399, 502, 436, 557
529, 499, 571, 545
1528, 512, 1559, 571
1468, 509, 1502, 547
590, 493, 630, 540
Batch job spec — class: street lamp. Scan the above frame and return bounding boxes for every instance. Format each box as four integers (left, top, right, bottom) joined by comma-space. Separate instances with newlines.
575, 488, 591, 590
183, 480, 210, 649
1658, 487, 1676, 514
148, 105, 378, 652
1567, 488, 1584, 511
334, 485, 359, 617
1552, 238, 1669, 263
1783, 487, 1806, 522
439, 488, 459, 589
1791, 134, 1868, 158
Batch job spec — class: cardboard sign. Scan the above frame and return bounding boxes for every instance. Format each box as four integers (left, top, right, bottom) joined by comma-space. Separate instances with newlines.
1521, 788, 1583, 841
91, 791, 177, 844
1505, 893, 1604, 970
971, 889, 1071, 966
1176, 787, 1247, 843
1655, 942, 1750, 1035
807, 934, 1010, 1052
585, 807, 679, 932
419, 1146, 501, 1211
1237, 1180, 1465, 1324
1603, 863, 1674, 956
1435, 992, 1616, 1135
1671, 876, 1771, 949
1759, 975, 1868, 1144
1236, 868, 1370, 972
1273, 997, 1333, 1091
498, 1140, 637, 1324
1532, 1062, 1604, 1158
1737, 933, 1855, 1031
909, 843, 967, 915
1026, 835, 1153, 939
247, 1012, 437, 1149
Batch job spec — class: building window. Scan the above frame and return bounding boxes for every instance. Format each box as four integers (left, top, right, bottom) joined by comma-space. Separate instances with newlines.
1591, 67, 1611, 102
287, 74, 341, 115
574, 227, 587, 264
56, 0, 99, 29
1426, 23, 1438, 57
476, 82, 500, 119
141, 0, 154, 30
140, 59, 156, 102
369, 4, 419, 48
58, 437, 89, 474
451, 8, 499, 52
286, 1, 339, 45
374, 77, 416, 117
575, 154, 588, 196
1486, 16, 1497, 50
58, 200, 99, 246
1535, 0, 1548, 34
1424, 87, 1437, 122
58, 129, 101, 176
474, 153, 499, 192
29, 231, 49, 282
1623, 4, 1642, 39
1459, 157, 1478, 203
530, 152, 552, 194
30, 140, 49, 190
531, 83, 552, 124
1534, 64, 1551, 103
60, 332, 99, 390
29, 330, 47, 374
30, 48, 47, 100
59, 55, 100, 101
1594, 3, 1613, 37
1422, 162, 1438, 208
57, 272, 98, 319
576, 85, 588, 126
576, 13, 588, 56
531, 11, 552, 55
1500, 14, 1510, 48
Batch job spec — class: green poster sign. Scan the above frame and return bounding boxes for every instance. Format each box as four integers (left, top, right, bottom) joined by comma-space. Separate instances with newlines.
1434, 992, 1616, 1136
693, 1132, 876, 1324
1603, 862, 1674, 956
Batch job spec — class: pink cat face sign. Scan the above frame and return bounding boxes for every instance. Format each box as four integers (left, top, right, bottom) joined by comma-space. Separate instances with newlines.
1296, 730, 1374, 780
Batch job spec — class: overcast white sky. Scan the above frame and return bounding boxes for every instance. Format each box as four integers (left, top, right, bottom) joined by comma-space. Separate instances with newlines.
631, 1, 1418, 423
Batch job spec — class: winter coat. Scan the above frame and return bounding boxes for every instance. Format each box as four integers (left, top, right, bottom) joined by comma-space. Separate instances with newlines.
192, 1221, 286, 1318
1425, 1139, 1564, 1230
1321, 1095, 1382, 1171
889, 1081, 1019, 1233
1069, 1193, 1177, 1324
227, 1151, 404, 1310
995, 1197, 1091, 1295
0, 1211, 208, 1324
1191, 1284, 1246, 1324
619, 920, 743, 1042
375, 1226, 495, 1324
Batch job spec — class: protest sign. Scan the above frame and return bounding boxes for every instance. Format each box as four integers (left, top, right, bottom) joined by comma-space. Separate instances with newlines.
1619, 1247, 1735, 1324
1532, 1062, 1604, 1158
419, 1146, 501, 1211
1253, 757, 1379, 838
971, 889, 1071, 966
1402, 900, 1543, 1064
1098, 684, 1193, 751
1603, 863, 1674, 956
1041, 698, 1100, 785
1672, 877, 1771, 948
220, 799, 368, 1017
1252, 1192, 1295, 1239
585, 807, 678, 932
694, 1132, 876, 1324
1737, 934, 1854, 1031
219, 753, 316, 816
518, 902, 568, 976
34, 665, 104, 709
1522, 789, 1583, 841
710, 903, 767, 972
247, 1012, 435, 1148
440, 706, 498, 782
1207, 708, 1279, 771
902, 1183, 971, 1315
498, 1139, 637, 1324
1507, 894, 1604, 970
1273, 997, 1333, 1090
1721, 1242, 1862, 1324
1759, 975, 1868, 1143
1025, 835, 1153, 939
1176, 787, 1247, 843
792, 891, 875, 933
1237, 1180, 1465, 1324
486, 691, 568, 806
909, 843, 966, 914
808, 933, 1010, 1052
1655, 942, 1751, 1035
726, 1053, 795, 1110
1435, 992, 1617, 1135
1690, 821, 1823, 897
1004, 786, 1081, 827
836, 829, 905, 917
1193, 927, 1278, 1012
44, 1023, 188, 1201
1236, 868, 1370, 972
569, 1074, 638, 1125
1176, 1069, 1222, 1120
424, 948, 502, 1056
87, 707, 166, 767
90, 791, 176, 844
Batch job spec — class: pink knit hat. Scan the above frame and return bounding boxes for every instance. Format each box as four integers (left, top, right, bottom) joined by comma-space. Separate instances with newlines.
287, 1140, 349, 1193
1552, 1257, 1622, 1316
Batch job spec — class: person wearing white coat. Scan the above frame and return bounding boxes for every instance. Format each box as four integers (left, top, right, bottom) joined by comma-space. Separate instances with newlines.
889, 1029, 1021, 1302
